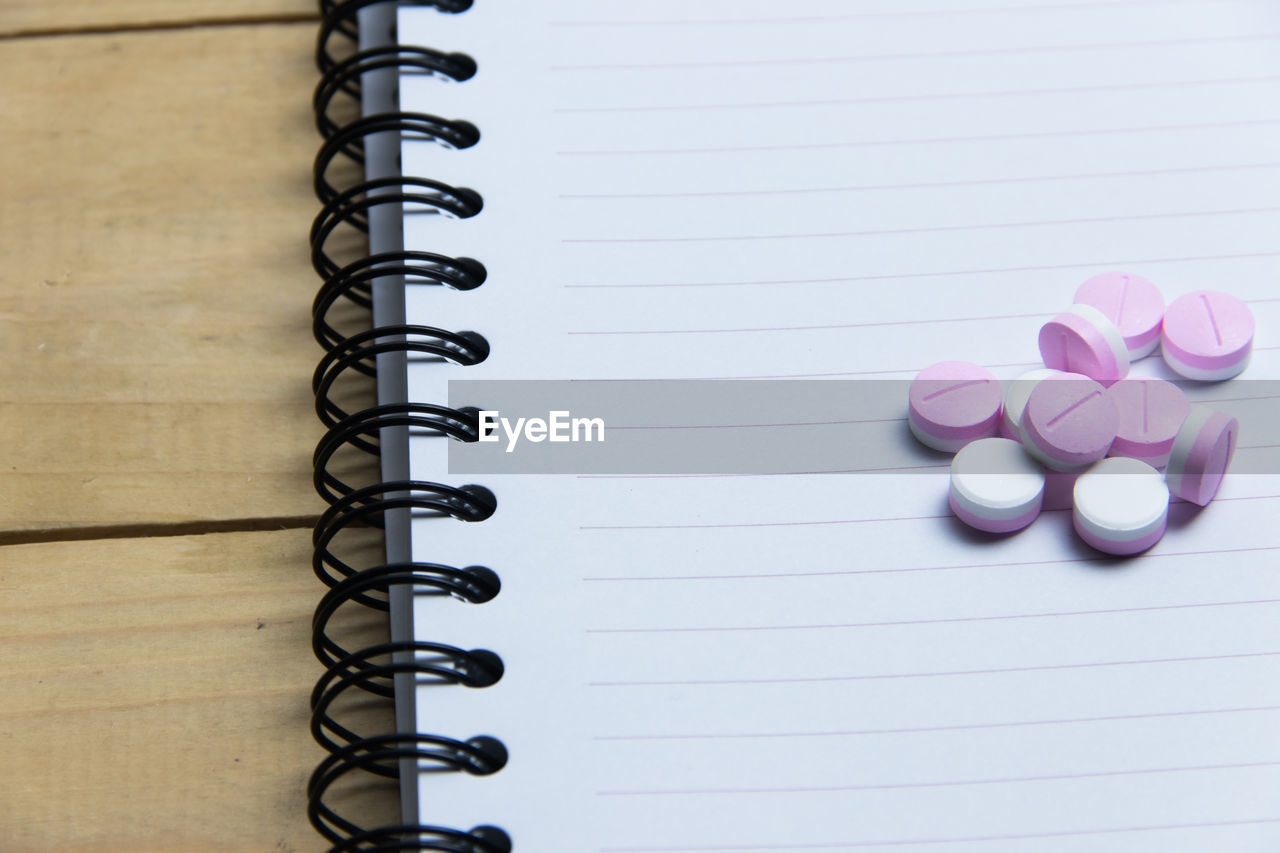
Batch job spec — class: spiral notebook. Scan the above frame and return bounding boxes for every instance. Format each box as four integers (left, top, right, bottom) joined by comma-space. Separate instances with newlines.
308, 1, 1280, 851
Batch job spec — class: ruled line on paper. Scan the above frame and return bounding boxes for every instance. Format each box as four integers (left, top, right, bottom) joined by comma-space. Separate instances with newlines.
593, 703, 1280, 742
563, 251, 1280, 289
579, 543, 1280, 582
558, 162, 1280, 199
610, 366, 1019, 379
549, 0, 1212, 29
580, 513, 949, 531
599, 816, 1280, 852
556, 117, 1280, 157
1194, 392, 1280, 404
553, 73, 1280, 114
588, 650, 1280, 688
596, 759, 1280, 797
668, 346, 1278, 381
584, 438, 1198, 480
677, 362, 1034, 380
567, 294, 1279, 334
562, 206, 1280, 245
550, 33, 1280, 72
584, 598, 1280, 635
567, 311, 1055, 336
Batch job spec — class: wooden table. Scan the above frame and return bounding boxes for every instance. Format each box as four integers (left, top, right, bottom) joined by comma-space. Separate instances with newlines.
0, 3, 393, 849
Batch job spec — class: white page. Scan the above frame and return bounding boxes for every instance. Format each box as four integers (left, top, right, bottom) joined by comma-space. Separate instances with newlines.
397, 1, 1280, 850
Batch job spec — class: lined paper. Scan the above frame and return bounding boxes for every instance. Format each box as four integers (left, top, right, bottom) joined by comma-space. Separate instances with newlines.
397, 1, 1280, 850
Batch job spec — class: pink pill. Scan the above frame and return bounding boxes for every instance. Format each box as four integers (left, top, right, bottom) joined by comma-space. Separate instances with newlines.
907, 361, 1002, 453
1038, 304, 1130, 387
1042, 469, 1080, 512
1000, 368, 1062, 441
1074, 271, 1165, 359
1021, 374, 1118, 471
1161, 290, 1254, 381
1104, 378, 1190, 468
1165, 406, 1238, 506
1073, 457, 1169, 556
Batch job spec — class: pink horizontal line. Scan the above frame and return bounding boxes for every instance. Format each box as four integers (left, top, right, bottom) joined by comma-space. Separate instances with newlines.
585, 598, 1280, 635
556, 74, 1280, 114
588, 649, 1280, 687
597, 759, 1280, 797
552, 33, 1280, 72
580, 543, 1280, 581
567, 310, 1052, 336
594, 703, 1280, 742
563, 250, 1280, 288
550, 0, 1199, 29
576, 463, 951, 480
557, 117, 1280, 157
601, 816, 1280, 852
563, 206, 1280, 245
560, 161, 1280, 198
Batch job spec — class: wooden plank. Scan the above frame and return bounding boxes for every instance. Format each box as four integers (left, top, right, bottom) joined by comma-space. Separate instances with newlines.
0, 24, 379, 533
0, 529, 400, 852
0, 2, 315, 37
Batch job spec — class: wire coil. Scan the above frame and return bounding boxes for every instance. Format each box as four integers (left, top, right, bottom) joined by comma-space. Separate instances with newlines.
309, 2, 506, 851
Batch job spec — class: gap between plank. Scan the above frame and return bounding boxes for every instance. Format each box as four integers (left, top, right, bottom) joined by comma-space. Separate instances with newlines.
0, 516, 318, 547
0, 13, 318, 42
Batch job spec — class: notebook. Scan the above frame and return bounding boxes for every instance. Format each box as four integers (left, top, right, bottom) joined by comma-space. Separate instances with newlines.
308, 1, 1280, 851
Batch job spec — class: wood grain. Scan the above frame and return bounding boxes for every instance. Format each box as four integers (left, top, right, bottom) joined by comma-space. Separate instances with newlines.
0, 13, 409, 852
0, 24, 376, 534
0, 2, 315, 37
0, 529, 396, 853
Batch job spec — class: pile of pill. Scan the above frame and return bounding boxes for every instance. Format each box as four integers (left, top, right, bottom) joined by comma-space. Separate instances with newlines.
908, 273, 1252, 555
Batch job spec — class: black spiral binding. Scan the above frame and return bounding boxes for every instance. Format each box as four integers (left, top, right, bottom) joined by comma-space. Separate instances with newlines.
309, 2, 509, 851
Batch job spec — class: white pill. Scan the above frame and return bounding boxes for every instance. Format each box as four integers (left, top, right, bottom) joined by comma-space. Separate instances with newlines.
1001, 368, 1062, 441
949, 438, 1045, 533
1072, 457, 1169, 556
